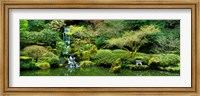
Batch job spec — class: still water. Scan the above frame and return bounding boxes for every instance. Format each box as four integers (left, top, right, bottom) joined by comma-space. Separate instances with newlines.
20, 67, 180, 76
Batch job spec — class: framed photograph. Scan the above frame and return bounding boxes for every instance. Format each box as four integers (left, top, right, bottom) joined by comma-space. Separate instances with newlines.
1, 0, 199, 95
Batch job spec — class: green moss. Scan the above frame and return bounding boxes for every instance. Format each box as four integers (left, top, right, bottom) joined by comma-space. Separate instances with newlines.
35, 62, 51, 69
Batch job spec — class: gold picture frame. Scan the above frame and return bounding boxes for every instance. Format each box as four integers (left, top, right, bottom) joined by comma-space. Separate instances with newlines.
0, 0, 199, 96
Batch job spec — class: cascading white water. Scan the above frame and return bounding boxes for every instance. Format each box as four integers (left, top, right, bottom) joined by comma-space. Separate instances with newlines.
62, 28, 79, 73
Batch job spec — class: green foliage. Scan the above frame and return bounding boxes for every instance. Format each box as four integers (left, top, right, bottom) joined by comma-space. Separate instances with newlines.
48, 20, 66, 32
159, 54, 180, 67
22, 45, 49, 61
67, 25, 88, 37
28, 20, 46, 32
148, 54, 180, 69
110, 65, 121, 73
38, 53, 60, 68
20, 20, 28, 32
106, 25, 160, 53
55, 41, 68, 56
35, 62, 51, 69
48, 56, 60, 67
150, 28, 180, 53
80, 60, 95, 67
20, 29, 62, 49
148, 57, 160, 69
20, 56, 37, 70
93, 49, 115, 66
128, 65, 149, 70
93, 49, 129, 67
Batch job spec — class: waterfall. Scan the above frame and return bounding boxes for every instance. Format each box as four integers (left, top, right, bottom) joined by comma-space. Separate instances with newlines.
62, 28, 79, 73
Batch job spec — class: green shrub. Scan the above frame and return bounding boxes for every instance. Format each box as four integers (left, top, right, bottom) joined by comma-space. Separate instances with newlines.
23, 45, 49, 62
35, 62, 51, 69
20, 56, 37, 70
80, 60, 95, 67
93, 49, 115, 66
112, 49, 131, 60
110, 65, 121, 73
47, 20, 66, 32
93, 49, 131, 67
159, 54, 180, 67
20, 29, 62, 49
48, 56, 60, 67
20, 20, 28, 32
149, 54, 180, 69
38, 53, 60, 68
135, 52, 151, 65
148, 57, 160, 69
82, 51, 90, 60
56, 41, 68, 56
126, 58, 136, 64
128, 65, 149, 70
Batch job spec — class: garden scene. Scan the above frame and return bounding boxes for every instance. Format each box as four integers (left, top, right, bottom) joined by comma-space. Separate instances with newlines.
20, 20, 180, 76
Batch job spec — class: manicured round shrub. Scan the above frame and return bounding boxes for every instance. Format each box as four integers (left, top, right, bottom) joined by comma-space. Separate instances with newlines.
93, 49, 115, 67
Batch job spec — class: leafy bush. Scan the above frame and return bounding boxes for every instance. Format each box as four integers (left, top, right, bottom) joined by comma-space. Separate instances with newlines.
159, 54, 180, 67
48, 56, 60, 67
20, 29, 62, 49
28, 20, 46, 32
38, 53, 60, 68
22, 45, 49, 62
48, 20, 66, 32
35, 62, 51, 69
55, 41, 68, 56
20, 56, 37, 70
93, 49, 115, 66
110, 65, 121, 73
80, 60, 95, 67
149, 54, 180, 69
148, 57, 160, 69
20, 20, 28, 32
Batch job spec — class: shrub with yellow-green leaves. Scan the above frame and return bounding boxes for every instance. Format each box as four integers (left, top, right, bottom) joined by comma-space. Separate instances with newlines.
48, 20, 66, 32
110, 65, 121, 73
35, 62, 51, 69
80, 60, 95, 67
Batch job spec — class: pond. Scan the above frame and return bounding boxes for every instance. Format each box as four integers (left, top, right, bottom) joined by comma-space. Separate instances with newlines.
20, 67, 180, 76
